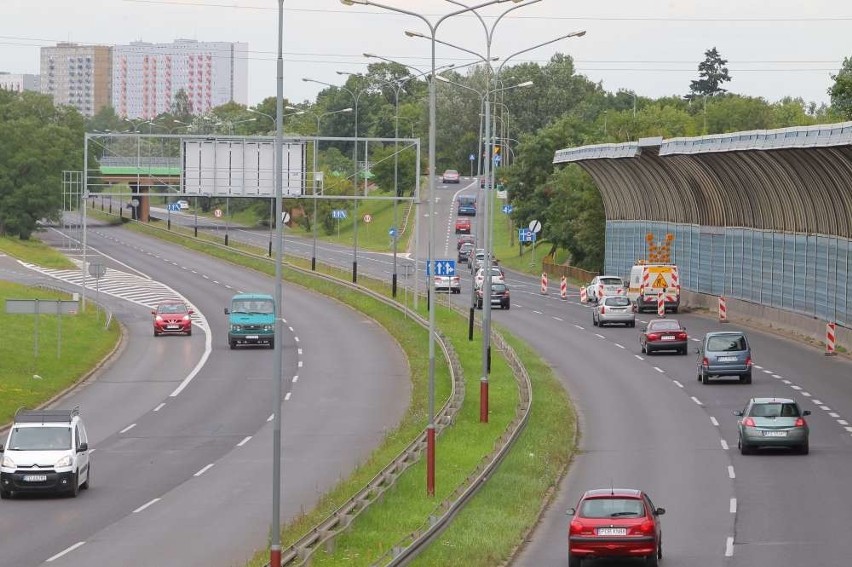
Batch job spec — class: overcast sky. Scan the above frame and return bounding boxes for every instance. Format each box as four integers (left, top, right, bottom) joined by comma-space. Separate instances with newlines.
4, 0, 851, 110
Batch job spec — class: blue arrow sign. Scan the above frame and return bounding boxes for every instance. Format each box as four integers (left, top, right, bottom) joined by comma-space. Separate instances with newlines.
332, 209, 347, 219
167, 203, 181, 212
469, 153, 475, 161
518, 228, 534, 243
502, 204, 513, 214
426, 260, 456, 276
493, 154, 502, 164
388, 227, 397, 238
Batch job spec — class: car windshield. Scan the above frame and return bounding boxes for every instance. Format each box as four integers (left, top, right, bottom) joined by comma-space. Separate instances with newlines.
708, 335, 747, 351
157, 303, 187, 314
749, 403, 800, 418
649, 320, 681, 331
600, 277, 622, 286
231, 300, 274, 314
604, 297, 630, 307
8, 427, 72, 451
491, 284, 507, 293
580, 498, 645, 518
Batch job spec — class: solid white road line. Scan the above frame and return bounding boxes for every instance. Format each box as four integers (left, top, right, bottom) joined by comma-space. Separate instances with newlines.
730, 498, 737, 513
46, 542, 86, 562
153, 403, 165, 412
119, 423, 136, 434
194, 464, 214, 477
133, 498, 161, 514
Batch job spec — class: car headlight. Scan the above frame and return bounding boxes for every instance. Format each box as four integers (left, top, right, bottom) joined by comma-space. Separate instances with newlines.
263, 325, 273, 332
54, 455, 72, 468
155, 316, 163, 322
183, 315, 191, 321
1, 455, 16, 468
231, 324, 242, 331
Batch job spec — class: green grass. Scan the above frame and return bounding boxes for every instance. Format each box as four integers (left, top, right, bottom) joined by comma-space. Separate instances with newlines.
0, 236, 76, 269
0, 281, 121, 425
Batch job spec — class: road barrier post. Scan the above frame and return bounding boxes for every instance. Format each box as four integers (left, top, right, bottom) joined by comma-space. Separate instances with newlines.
560, 276, 568, 300
657, 294, 666, 317
826, 322, 837, 356
719, 296, 728, 323
541, 272, 548, 294
579, 286, 587, 303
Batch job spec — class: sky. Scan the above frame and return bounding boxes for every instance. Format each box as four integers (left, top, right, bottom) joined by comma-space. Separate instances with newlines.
3, 0, 851, 110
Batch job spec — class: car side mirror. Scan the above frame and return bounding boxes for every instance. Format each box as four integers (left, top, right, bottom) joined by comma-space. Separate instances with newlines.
655, 507, 666, 516
77, 442, 88, 453
803, 410, 811, 416
151, 310, 156, 315
566, 507, 575, 516
224, 308, 230, 315
732, 410, 743, 417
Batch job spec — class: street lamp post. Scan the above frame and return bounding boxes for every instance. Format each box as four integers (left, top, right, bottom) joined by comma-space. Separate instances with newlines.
303, 77, 369, 283
341, 0, 513, 499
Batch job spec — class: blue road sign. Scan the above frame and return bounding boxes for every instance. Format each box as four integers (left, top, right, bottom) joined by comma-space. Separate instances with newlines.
519, 228, 535, 243
493, 154, 502, 165
469, 153, 475, 161
426, 260, 456, 276
502, 204, 513, 214
167, 203, 181, 212
332, 209, 347, 219
388, 227, 397, 238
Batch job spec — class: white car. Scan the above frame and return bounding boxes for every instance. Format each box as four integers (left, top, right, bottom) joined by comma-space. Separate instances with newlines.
585, 275, 626, 303
433, 274, 461, 294
474, 266, 505, 289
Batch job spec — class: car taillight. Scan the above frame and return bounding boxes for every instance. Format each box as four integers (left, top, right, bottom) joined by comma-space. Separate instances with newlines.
647, 333, 659, 341
743, 417, 756, 427
745, 356, 752, 367
600, 306, 606, 314
569, 519, 584, 535
635, 519, 655, 536
677, 332, 687, 340
702, 357, 709, 368
794, 417, 807, 427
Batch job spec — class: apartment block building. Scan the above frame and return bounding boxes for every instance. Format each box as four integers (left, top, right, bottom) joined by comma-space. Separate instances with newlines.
40, 43, 112, 117
0, 73, 40, 93
112, 39, 248, 119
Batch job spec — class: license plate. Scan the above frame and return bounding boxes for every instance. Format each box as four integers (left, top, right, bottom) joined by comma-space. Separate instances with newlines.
23, 474, 48, 482
597, 527, 627, 536
167, 325, 179, 329
246, 335, 259, 340
718, 356, 738, 362
661, 335, 675, 341
763, 431, 787, 437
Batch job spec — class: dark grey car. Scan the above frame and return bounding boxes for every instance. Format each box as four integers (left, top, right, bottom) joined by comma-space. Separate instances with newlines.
697, 331, 753, 384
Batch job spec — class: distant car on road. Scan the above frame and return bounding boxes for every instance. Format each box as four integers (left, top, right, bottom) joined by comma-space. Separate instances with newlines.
734, 397, 810, 454
567, 488, 665, 567
458, 242, 474, 263
442, 169, 460, 183
474, 266, 505, 289
457, 235, 475, 250
455, 217, 471, 234
433, 274, 461, 294
457, 195, 477, 216
152, 300, 194, 336
592, 295, 635, 327
476, 282, 510, 309
639, 318, 688, 355
585, 275, 626, 304
697, 330, 753, 384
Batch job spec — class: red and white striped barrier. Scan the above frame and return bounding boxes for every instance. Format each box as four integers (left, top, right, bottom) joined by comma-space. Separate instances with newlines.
560, 276, 568, 300
719, 296, 728, 323
657, 294, 666, 317
826, 322, 837, 356
579, 286, 588, 303
541, 272, 548, 294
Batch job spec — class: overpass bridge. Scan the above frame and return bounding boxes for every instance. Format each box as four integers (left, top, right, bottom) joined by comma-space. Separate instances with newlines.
554, 121, 852, 347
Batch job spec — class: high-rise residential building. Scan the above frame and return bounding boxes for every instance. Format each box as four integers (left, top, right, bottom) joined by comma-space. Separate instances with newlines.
112, 39, 248, 119
0, 73, 40, 93
40, 43, 112, 117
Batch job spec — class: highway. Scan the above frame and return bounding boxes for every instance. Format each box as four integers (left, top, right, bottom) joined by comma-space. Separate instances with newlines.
0, 223, 409, 566
100, 178, 852, 566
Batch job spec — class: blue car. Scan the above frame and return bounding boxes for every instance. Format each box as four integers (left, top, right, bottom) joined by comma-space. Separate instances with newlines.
697, 330, 753, 384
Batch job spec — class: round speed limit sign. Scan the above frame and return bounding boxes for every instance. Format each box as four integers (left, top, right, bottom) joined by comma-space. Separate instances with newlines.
363, 214, 373, 223
214, 209, 223, 218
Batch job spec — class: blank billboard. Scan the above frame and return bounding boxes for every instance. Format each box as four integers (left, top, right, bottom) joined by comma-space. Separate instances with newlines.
183, 139, 305, 196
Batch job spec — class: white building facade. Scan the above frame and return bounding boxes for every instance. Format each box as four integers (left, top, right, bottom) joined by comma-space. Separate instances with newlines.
113, 39, 248, 119
40, 43, 113, 117
0, 73, 40, 93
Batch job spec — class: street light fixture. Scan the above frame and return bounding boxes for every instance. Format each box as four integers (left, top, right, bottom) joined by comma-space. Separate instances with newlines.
340, 0, 517, 499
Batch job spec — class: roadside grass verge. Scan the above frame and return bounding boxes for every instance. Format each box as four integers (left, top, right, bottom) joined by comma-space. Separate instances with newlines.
0, 235, 76, 269
0, 281, 120, 425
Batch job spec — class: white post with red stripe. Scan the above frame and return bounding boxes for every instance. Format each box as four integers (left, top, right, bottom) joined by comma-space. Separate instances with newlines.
826, 322, 837, 356
719, 296, 728, 323
657, 294, 666, 317
560, 276, 568, 300
541, 272, 548, 294
579, 286, 588, 303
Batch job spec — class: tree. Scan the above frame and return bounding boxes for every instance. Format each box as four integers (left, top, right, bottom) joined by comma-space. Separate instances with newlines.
828, 56, 852, 119
0, 91, 85, 239
687, 47, 731, 100
171, 89, 193, 121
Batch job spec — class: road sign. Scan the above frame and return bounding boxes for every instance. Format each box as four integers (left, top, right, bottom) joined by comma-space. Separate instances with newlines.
469, 153, 475, 161
167, 203, 181, 212
518, 228, 536, 243
388, 227, 398, 238
214, 209, 223, 218
281, 211, 291, 224
493, 154, 502, 164
88, 263, 106, 279
529, 219, 542, 233
502, 204, 513, 214
426, 260, 456, 276
332, 209, 347, 219
130, 198, 139, 208
363, 214, 372, 223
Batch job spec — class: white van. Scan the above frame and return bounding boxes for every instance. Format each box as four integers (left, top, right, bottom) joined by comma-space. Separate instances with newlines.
627, 263, 680, 313
0, 408, 90, 499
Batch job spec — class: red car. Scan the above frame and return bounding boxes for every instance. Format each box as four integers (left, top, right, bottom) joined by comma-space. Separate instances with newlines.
441, 169, 460, 183
639, 318, 688, 355
152, 300, 194, 336
568, 488, 665, 567
455, 217, 471, 234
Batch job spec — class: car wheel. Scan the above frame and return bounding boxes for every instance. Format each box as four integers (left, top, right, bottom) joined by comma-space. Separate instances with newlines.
640, 341, 646, 354
187, 328, 192, 336
81, 463, 90, 489
741, 372, 752, 385
646, 346, 654, 355
629, 320, 636, 328
646, 552, 659, 567
680, 346, 687, 355
0, 488, 10, 500
153, 329, 159, 337
229, 340, 236, 350
504, 302, 510, 310
798, 440, 809, 455
568, 554, 582, 567
739, 438, 752, 455
268, 339, 275, 350
592, 315, 598, 326
69, 471, 80, 498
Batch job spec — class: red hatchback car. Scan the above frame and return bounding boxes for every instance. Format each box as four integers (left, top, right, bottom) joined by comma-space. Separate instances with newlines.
568, 488, 665, 567
152, 301, 194, 336
639, 318, 688, 355
455, 217, 471, 234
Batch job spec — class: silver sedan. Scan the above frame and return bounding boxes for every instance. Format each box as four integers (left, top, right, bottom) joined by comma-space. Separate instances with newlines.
592, 295, 635, 327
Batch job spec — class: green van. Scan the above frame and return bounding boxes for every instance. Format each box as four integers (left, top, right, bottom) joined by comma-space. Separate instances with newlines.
224, 293, 276, 349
